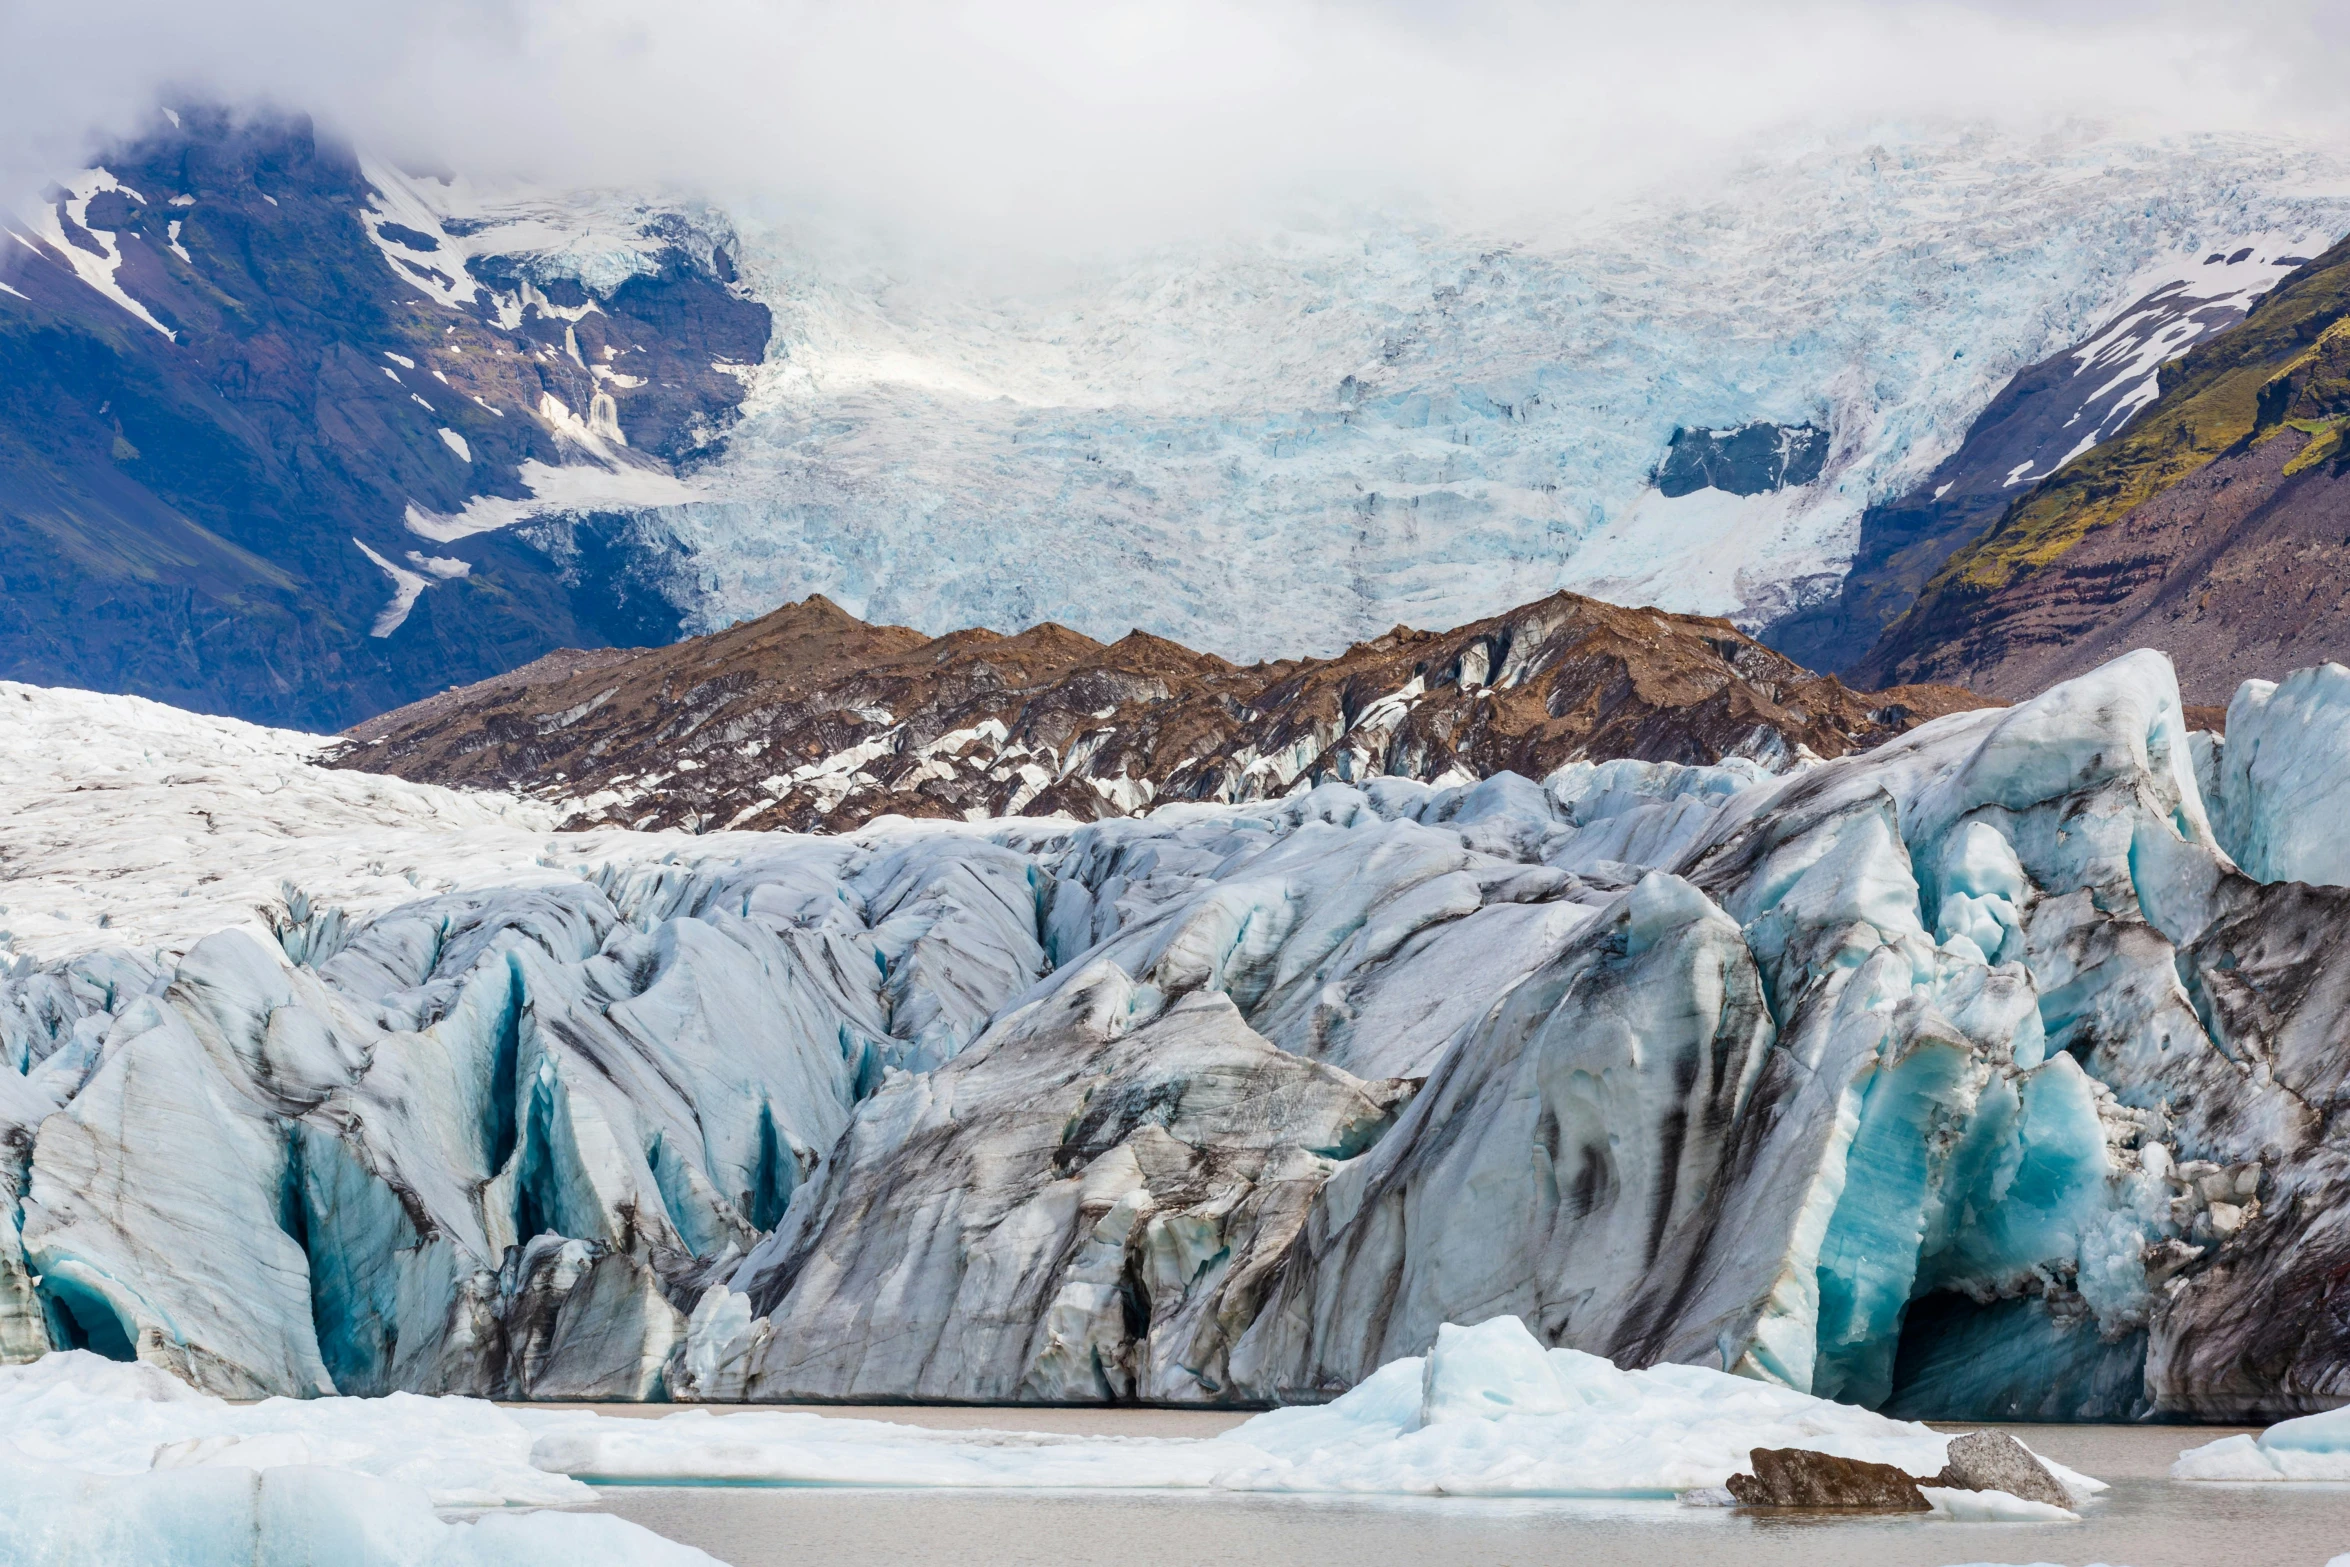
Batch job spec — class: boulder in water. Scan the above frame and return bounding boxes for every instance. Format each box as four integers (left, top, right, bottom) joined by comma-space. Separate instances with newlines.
1725, 1447, 1931, 1510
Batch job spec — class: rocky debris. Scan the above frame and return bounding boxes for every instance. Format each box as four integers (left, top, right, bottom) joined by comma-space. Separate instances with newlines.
330, 589, 1988, 834
341, 646, 639, 744
1725, 1447, 1931, 1510
1856, 233, 2350, 704
1655, 423, 1829, 498
1925, 1429, 2072, 1508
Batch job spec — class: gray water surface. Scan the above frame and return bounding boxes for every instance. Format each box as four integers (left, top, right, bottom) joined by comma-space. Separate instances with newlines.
585, 1416, 2349, 1567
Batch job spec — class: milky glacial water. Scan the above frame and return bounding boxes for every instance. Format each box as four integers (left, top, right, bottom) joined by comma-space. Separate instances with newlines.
582, 1414, 2350, 1567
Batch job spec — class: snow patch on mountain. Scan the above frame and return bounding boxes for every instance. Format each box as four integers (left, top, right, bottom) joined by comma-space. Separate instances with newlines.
352, 539, 432, 636
401, 458, 703, 543
1997, 232, 2319, 491
356, 158, 742, 541
24, 170, 174, 339
359, 157, 721, 303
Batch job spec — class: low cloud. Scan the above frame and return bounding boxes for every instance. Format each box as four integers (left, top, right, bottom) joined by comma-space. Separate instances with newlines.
5, 0, 2350, 254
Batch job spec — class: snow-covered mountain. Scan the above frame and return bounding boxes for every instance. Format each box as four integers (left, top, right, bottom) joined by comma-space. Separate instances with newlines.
6, 114, 2350, 726
0, 107, 766, 731
625, 127, 2350, 663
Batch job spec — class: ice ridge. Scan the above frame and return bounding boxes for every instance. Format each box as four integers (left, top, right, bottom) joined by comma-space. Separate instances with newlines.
3, 648, 2349, 1422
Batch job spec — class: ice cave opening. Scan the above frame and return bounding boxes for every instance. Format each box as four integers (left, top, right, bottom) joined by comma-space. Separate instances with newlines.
39, 1274, 135, 1363
1883, 1292, 2150, 1422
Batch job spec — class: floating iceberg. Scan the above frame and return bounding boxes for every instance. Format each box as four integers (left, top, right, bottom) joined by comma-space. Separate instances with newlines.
0, 1457, 719, 1567
0, 1318, 2098, 1529
0, 1354, 717, 1567
2173, 1404, 2350, 1481
0, 1351, 587, 1508
1192, 1317, 2100, 1505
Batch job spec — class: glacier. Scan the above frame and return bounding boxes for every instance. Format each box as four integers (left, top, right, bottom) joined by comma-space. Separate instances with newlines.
617, 128, 2350, 660
4, 647, 2350, 1423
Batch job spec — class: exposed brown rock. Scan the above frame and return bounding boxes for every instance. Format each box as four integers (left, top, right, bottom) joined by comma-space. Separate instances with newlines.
1859, 428, 2350, 704
1724, 1447, 1931, 1511
342, 647, 640, 743
330, 590, 1990, 833
1858, 231, 2350, 705
1925, 1429, 2071, 1509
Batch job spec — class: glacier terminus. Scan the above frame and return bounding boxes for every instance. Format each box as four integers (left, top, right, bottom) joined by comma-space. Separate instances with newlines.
6, 650, 2349, 1428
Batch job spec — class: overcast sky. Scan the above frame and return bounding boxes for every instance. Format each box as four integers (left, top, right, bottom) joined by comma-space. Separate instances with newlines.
4, 1, 2346, 251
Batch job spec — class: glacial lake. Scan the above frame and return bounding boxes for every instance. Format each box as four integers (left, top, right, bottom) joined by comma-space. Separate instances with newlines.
568, 1410, 2350, 1567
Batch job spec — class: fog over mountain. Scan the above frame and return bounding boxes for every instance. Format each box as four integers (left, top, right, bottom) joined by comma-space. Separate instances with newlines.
12, 1, 2350, 258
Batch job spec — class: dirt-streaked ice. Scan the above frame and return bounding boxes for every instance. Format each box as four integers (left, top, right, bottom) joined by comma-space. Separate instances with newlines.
4, 647, 2349, 1425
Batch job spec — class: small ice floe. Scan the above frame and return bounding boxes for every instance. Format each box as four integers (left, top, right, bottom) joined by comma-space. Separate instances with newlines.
2175, 1404, 2350, 1481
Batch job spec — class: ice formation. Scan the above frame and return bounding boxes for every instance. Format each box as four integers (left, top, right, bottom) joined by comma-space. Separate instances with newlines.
0, 1318, 2096, 1522
543, 1314, 2101, 1508
2173, 1403, 2350, 1481
5, 646, 2350, 1422
0, 1351, 586, 1507
637, 130, 2350, 660
0, 1356, 717, 1566
2202, 662, 2350, 888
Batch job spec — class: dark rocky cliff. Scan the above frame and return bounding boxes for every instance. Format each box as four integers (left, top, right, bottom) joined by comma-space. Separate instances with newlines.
0, 107, 768, 730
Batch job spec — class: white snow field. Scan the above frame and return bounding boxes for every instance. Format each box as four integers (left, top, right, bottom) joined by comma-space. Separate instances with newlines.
0, 679, 568, 964
5, 653, 2350, 1532
623, 128, 2350, 658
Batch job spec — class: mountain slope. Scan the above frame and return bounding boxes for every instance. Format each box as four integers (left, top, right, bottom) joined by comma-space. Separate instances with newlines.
10, 116, 2350, 728
1856, 234, 2350, 701
333, 590, 1987, 832
1763, 243, 2317, 675
0, 108, 767, 729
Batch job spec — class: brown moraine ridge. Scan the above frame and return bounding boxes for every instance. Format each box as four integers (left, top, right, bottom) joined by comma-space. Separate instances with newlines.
332, 589, 1992, 832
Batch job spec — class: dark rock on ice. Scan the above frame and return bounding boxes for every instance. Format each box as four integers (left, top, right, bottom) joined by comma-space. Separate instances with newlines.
1655, 423, 1829, 498
1725, 1447, 1930, 1510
